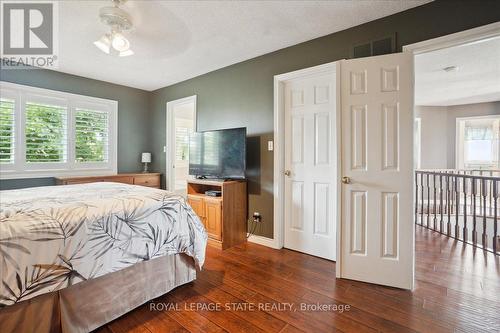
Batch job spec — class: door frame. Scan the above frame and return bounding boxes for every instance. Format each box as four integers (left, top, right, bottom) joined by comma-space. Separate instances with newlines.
272, 61, 341, 257
165, 95, 197, 192
403, 21, 500, 55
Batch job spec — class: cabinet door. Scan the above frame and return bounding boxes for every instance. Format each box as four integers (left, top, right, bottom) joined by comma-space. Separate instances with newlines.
187, 195, 205, 220
204, 198, 222, 241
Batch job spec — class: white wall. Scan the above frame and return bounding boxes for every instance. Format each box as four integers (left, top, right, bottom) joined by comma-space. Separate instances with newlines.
415, 106, 448, 169
415, 102, 500, 170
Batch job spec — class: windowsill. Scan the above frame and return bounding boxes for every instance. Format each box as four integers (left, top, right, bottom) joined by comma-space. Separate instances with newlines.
0, 168, 117, 180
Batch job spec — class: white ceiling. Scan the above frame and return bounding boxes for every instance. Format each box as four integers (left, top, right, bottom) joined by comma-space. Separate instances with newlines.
58, 0, 430, 91
415, 36, 500, 106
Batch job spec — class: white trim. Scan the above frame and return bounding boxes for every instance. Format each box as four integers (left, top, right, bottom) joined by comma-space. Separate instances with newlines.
165, 95, 197, 192
247, 235, 280, 249
0, 81, 118, 106
403, 21, 500, 54
0, 81, 118, 179
273, 61, 339, 252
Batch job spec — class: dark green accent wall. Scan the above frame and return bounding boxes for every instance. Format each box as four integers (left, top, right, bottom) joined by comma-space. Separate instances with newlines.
149, 1, 500, 238
0, 67, 150, 190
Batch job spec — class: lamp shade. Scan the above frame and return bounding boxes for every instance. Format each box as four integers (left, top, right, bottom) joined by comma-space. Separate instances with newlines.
141, 152, 151, 163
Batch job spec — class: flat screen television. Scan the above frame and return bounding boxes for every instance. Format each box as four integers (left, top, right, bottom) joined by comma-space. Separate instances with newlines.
189, 127, 246, 179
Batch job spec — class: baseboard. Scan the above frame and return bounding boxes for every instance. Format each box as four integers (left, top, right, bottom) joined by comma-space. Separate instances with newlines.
247, 235, 280, 249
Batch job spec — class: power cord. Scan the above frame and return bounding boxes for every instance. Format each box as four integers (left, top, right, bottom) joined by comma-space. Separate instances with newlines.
246, 218, 258, 238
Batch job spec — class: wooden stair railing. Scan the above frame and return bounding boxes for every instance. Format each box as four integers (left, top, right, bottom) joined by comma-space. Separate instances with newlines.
415, 169, 500, 255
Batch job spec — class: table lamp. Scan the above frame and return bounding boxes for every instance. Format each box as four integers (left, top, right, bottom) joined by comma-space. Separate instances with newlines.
141, 152, 151, 173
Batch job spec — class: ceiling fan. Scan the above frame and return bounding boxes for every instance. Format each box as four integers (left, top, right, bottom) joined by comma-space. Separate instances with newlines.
94, 0, 134, 57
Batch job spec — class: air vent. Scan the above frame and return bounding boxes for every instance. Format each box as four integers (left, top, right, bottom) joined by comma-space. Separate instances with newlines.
352, 34, 396, 59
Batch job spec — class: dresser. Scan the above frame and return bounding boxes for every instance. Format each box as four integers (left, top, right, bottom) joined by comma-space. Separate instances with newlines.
186, 178, 247, 250
55, 173, 161, 189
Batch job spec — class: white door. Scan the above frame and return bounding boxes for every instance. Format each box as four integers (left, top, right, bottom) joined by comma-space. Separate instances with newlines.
284, 70, 337, 261
166, 96, 196, 196
340, 52, 414, 289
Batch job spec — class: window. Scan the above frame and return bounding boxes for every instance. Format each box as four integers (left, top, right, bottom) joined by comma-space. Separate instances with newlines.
75, 109, 109, 163
0, 97, 15, 164
457, 116, 500, 170
25, 102, 67, 163
0, 82, 117, 179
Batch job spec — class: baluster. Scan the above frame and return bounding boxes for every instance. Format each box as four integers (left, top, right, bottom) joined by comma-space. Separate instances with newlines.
420, 172, 424, 226
433, 173, 437, 230
494, 180, 498, 253
440, 174, 444, 233
472, 177, 477, 244
427, 173, 431, 228
446, 174, 452, 237
455, 175, 460, 239
489, 171, 493, 216
479, 174, 483, 214
463, 177, 468, 242
482, 178, 488, 249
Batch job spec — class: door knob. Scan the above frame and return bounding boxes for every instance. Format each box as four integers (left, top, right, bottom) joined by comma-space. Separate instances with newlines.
342, 176, 351, 184
284, 170, 291, 177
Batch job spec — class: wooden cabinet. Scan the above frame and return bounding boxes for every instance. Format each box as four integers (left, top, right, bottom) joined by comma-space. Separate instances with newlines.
55, 173, 161, 188
187, 179, 247, 250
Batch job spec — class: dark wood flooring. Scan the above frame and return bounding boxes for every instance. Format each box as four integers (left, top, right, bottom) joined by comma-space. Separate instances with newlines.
95, 225, 500, 333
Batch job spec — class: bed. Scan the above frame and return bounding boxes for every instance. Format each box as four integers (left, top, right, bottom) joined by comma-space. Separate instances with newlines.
0, 182, 207, 333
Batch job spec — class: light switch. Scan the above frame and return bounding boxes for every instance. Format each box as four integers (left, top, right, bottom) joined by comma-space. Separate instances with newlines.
267, 140, 273, 151
163, 146, 167, 153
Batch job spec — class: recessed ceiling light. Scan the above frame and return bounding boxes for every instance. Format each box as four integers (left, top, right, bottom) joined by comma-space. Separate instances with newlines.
443, 66, 459, 72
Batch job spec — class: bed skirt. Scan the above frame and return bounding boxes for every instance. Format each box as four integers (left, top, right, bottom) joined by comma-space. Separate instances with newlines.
0, 253, 196, 333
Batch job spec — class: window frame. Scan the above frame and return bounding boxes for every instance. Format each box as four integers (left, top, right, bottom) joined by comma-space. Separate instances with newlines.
456, 115, 500, 170
0, 89, 19, 170
0, 81, 117, 179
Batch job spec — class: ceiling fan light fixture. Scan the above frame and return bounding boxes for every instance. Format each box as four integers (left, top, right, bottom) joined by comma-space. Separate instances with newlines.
119, 49, 134, 57
111, 32, 130, 52
94, 0, 134, 57
94, 34, 111, 54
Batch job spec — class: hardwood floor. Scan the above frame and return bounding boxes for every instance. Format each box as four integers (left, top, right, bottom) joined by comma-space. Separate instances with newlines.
95, 226, 500, 333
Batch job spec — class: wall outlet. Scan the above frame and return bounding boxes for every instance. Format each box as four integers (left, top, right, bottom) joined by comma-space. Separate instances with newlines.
252, 212, 262, 223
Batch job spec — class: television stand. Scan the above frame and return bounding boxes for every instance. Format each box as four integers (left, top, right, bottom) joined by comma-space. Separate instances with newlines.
187, 178, 247, 250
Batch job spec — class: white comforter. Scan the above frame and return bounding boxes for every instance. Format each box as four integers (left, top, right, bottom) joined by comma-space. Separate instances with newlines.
0, 182, 207, 307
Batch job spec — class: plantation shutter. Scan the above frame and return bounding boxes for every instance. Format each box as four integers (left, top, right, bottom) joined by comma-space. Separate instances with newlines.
25, 102, 67, 163
75, 109, 109, 162
0, 98, 15, 164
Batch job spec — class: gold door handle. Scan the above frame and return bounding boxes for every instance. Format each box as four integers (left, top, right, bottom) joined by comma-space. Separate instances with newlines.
284, 170, 291, 177
342, 176, 351, 184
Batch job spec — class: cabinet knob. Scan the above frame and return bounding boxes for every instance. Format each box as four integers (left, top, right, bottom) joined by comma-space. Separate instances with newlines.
284, 170, 291, 177
342, 176, 351, 184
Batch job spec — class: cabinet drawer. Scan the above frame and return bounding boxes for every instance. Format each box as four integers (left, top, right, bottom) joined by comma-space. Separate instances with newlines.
66, 179, 103, 185
134, 175, 160, 187
110, 176, 134, 184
